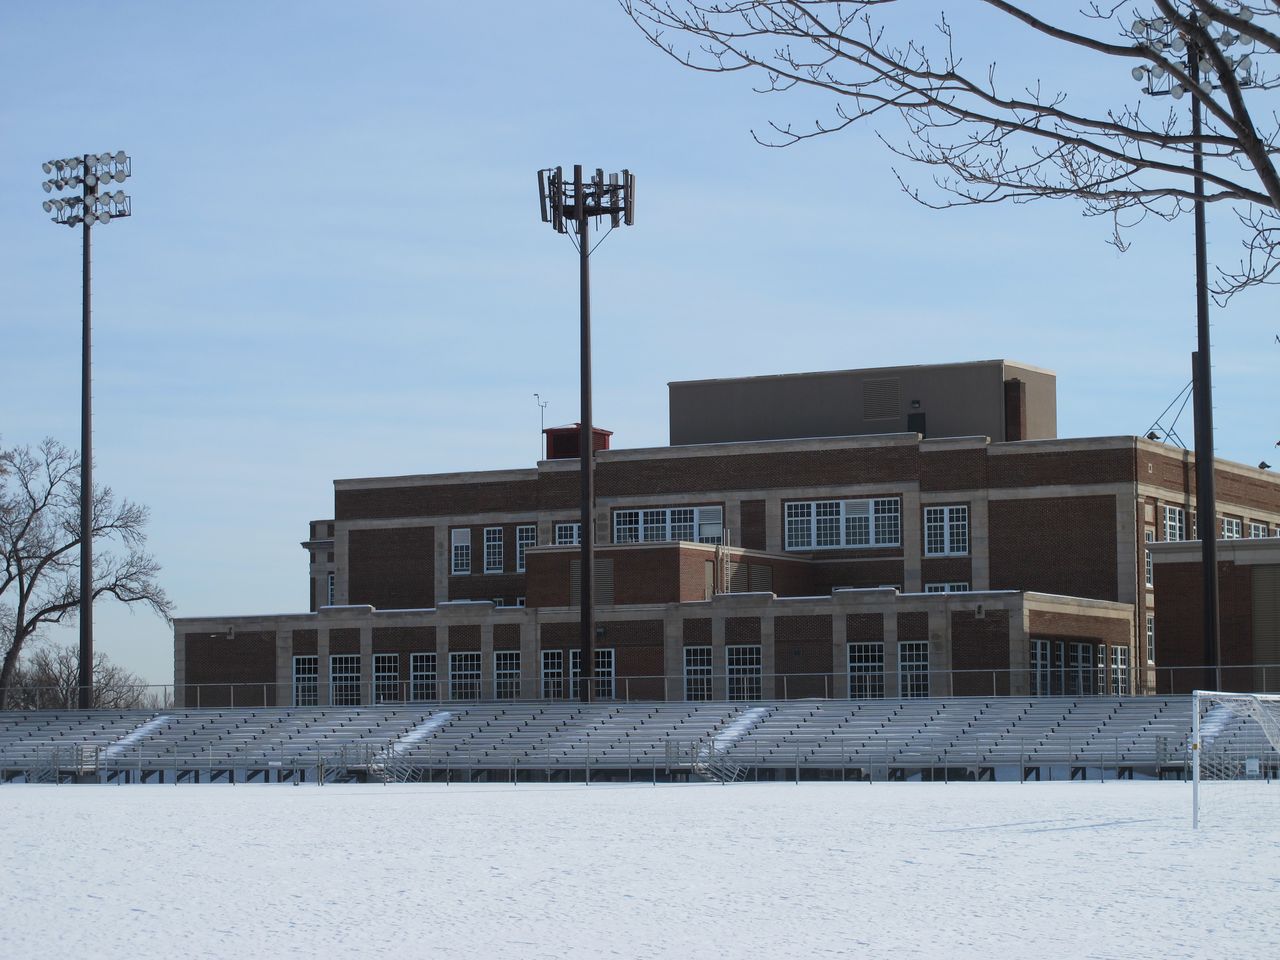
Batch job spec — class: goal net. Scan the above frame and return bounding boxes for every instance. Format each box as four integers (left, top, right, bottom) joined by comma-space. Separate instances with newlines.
1192, 690, 1280, 829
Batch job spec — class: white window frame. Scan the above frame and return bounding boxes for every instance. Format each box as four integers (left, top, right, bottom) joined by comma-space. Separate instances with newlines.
326, 572, 335, 606
409, 652, 437, 702
1248, 521, 1270, 539
1030, 639, 1050, 697
554, 523, 581, 545
1069, 642, 1095, 696
727, 644, 762, 701
451, 528, 471, 575
1096, 644, 1108, 696
898, 641, 930, 698
516, 524, 536, 572
924, 582, 970, 593
784, 498, 901, 551
484, 527, 503, 574
495, 651, 520, 700
293, 655, 319, 707
613, 506, 724, 545
1145, 530, 1155, 588
449, 651, 481, 701
570, 648, 615, 701
1146, 615, 1156, 665
924, 505, 969, 557
1162, 505, 1186, 542
848, 642, 884, 700
373, 652, 399, 703
684, 646, 712, 701
541, 650, 564, 699
1110, 646, 1129, 695
1221, 517, 1242, 540
330, 654, 361, 706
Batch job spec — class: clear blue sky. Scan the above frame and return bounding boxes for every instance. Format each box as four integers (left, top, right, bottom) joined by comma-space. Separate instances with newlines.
2, 2, 1274, 685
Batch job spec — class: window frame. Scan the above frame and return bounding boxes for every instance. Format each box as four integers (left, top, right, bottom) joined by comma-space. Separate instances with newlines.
683, 646, 713, 701
1162, 505, 1186, 542
783, 497, 902, 551
898, 641, 930, 698
923, 505, 969, 557
495, 650, 520, 700
449, 651, 482, 701
924, 582, 970, 593
516, 524, 536, 572
726, 644, 762, 702
451, 528, 472, 575
541, 650, 564, 700
613, 505, 724, 545
1146, 615, 1155, 665
330, 654, 361, 707
1221, 517, 1242, 540
373, 652, 399, 703
292, 655, 319, 707
483, 526, 503, 574
1144, 529, 1155, 588
554, 522, 581, 545
848, 642, 885, 700
409, 652, 437, 702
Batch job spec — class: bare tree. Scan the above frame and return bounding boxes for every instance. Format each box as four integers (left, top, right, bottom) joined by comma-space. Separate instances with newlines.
0, 438, 172, 705
9, 644, 169, 710
622, 1, 1280, 301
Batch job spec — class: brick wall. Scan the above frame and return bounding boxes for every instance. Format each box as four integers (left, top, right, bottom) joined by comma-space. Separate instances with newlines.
846, 614, 883, 642
337, 478, 538, 521
950, 610, 1011, 695
740, 500, 766, 550
603, 619, 665, 700
775, 615, 833, 698
989, 496, 1118, 600
448, 624, 481, 652
371, 626, 436, 680
184, 631, 276, 707
1153, 561, 1255, 692
347, 526, 434, 609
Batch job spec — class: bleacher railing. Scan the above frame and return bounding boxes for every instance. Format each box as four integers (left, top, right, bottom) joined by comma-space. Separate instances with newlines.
0, 663, 1275, 710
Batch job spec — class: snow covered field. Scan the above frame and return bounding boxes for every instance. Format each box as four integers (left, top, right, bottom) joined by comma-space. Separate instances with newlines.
2, 781, 1276, 960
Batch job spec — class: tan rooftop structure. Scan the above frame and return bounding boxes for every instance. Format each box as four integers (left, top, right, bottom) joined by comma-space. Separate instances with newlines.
668, 359, 1056, 446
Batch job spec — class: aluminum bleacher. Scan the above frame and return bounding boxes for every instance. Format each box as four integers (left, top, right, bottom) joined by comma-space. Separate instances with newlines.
0, 696, 1194, 784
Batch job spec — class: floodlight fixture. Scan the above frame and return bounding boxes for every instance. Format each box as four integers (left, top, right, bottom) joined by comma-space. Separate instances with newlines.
38, 148, 133, 709
534, 163, 636, 702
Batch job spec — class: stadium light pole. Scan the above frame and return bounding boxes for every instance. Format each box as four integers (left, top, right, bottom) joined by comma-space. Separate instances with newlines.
537, 165, 635, 702
40, 150, 133, 708
1133, 9, 1256, 691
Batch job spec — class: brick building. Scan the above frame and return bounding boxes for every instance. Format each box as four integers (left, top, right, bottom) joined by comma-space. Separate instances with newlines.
174, 360, 1280, 706
1150, 538, 1280, 693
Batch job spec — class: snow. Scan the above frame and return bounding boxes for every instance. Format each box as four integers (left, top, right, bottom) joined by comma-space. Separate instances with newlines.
389, 710, 454, 752
1, 781, 1277, 959
102, 714, 173, 759
711, 705, 770, 751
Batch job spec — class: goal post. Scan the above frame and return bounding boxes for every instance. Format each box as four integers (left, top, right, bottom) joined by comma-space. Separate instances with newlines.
1191, 690, 1280, 829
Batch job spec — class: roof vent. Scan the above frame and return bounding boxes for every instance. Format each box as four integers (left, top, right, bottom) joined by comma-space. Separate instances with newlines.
863, 378, 901, 420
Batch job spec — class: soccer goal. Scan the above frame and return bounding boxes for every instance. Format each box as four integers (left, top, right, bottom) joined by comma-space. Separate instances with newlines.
1192, 691, 1280, 829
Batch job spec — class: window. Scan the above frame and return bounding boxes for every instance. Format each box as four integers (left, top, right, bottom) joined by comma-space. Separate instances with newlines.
684, 646, 712, 701
326, 572, 335, 606
516, 525, 536, 572
330, 654, 361, 706
1222, 517, 1242, 540
613, 506, 723, 545
484, 527, 503, 573
898, 641, 930, 698
451, 528, 471, 575
924, 582, 969, 593
1145, 530, 1154, 587
495, 651, 520, 700
924, 505, 968, 556
1146, 615, 1155, 665
1030, 639, 1049, 697
409, 653, 437, 702
1110, 646, 1129, 695
570, 648, 615, 700
449, 652, 481, 700
784, 498, 901, 550
554, 523, 581, 545
727, 645, 762, 701
1069, 642, 1095, 696
1248, 521, 1270, 539
541, 650, 564, 699
848, 643, 884, 699
293, 655, 318, 707
374, 653, 399, 703
1096, 645, 1108, 696
1162, 506, 1185, 542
